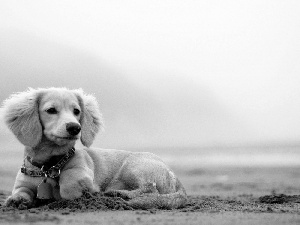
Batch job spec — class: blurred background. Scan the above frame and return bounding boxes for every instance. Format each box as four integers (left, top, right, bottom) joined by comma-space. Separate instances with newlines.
0, 0, 300, 194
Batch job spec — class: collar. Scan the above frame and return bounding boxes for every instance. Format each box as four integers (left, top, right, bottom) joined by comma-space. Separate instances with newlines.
21, 147, 75, 179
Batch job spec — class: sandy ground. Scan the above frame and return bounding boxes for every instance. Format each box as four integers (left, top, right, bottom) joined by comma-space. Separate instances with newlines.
1, 166, 300, 224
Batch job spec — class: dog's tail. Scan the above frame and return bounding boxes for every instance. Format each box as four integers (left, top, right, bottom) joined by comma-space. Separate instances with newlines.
126, 179, 188, 210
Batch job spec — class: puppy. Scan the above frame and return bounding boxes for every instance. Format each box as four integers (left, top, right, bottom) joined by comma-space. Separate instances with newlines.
2, 88, 187, 209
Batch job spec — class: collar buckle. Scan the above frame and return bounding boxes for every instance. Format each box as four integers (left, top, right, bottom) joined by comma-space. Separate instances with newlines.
43, 166, 61, 178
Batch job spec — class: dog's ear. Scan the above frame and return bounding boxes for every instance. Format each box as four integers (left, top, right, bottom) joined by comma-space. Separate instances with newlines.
2, 89, 43, 147
74, 89, 104, 147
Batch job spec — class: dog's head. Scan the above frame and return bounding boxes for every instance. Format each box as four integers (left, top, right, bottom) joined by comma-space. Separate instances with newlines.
2, 88, 103, 148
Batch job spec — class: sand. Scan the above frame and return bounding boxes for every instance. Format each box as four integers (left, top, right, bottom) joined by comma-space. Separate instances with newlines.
1, 192, 300, 224
1, 166, 300, 224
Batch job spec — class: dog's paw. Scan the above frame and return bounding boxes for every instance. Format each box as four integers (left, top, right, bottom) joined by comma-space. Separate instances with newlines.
5, 194, 33, 209
60, 176, 99, 199
104, 182, 159, 200
60, 184, 84, 199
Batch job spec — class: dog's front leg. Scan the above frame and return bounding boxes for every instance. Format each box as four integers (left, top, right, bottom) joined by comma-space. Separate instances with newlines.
5, 172, 37, 208
59, 167, 99, 199
5, 186, 35, 208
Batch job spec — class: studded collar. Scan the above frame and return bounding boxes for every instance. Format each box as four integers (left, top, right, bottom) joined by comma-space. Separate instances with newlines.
21, 147, 75, 179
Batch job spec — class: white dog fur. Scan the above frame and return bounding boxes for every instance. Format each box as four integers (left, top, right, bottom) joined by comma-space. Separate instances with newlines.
2, 87, 187, 209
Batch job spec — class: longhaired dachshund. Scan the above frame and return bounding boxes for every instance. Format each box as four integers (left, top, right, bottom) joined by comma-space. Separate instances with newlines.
2, 87, 187, 209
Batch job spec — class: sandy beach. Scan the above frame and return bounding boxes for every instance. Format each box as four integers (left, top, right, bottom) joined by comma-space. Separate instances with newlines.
1, 165, 300, 225
1, 1, 300, 223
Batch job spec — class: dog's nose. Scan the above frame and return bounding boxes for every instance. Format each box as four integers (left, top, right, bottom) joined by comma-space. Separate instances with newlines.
66, 122, 81, 136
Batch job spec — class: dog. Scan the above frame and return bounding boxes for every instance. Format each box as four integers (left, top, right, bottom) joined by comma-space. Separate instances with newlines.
2, 87, 187, 209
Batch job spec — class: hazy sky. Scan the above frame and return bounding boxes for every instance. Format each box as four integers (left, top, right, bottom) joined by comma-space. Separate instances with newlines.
1, 0, 300, 145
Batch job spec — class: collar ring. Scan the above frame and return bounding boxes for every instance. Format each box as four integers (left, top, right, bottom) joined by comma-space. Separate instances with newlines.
47, 166, 61, 178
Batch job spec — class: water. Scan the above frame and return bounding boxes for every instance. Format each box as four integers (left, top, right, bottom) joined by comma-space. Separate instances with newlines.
132, 145, 300, 168
1, 143, 300, 172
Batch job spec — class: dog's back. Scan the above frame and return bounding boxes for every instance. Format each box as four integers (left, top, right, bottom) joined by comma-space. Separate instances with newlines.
81, 147, 187, 209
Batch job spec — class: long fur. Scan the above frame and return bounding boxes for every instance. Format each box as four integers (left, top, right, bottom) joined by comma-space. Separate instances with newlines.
2, 89, 43, 147
74, 89, 104, 147
2, 88, 187, 210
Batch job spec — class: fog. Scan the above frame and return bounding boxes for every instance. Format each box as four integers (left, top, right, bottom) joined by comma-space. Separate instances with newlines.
1, 0, 300, 150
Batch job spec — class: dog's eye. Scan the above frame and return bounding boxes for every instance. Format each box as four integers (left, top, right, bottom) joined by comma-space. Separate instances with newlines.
46, 108, 58, 114
74, 108, 80, 116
